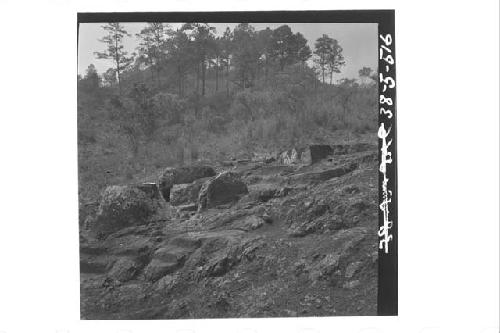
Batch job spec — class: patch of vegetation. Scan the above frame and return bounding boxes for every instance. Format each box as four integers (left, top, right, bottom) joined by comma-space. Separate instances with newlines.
78, 23, 377, 202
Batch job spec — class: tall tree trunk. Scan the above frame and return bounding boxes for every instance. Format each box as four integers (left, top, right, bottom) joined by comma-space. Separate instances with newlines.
178, 67, 182, 96
220, 61, 223, 89
321, 68, 325, 84
117, 67, 122, 96
196, 63, 200, 95
264, 55, 268, 82
117, 72, 122, 95
201, 59, 206, 96
156, 66, 161, 88
115, 35, 122, 96
215, 57, 219, 92
116, 57, 122, 95
182, 75, 185, 96
330, 71, 333, 85
226, 60, 230, 96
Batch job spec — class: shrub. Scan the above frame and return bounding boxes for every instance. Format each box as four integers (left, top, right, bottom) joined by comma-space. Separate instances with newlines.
152, 92, 187, 125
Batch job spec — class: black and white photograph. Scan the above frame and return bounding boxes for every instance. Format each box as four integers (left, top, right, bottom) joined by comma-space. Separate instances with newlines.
77, 11, 396, 319
0, 2, 498, 332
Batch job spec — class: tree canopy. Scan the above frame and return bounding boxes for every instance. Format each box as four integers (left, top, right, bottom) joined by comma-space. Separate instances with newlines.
92, 23, 362, 93
95, 23, 134, 94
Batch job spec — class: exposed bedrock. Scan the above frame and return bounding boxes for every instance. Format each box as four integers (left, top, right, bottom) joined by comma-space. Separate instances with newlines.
159, 165, 216, 202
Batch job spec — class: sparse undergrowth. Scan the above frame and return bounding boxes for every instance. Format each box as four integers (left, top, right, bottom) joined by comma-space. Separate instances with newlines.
78, 67, 377, 203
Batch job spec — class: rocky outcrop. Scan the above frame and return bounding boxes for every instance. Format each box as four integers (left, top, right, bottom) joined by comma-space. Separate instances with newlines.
159, 165, 216, 201
293, 227, 369, 284
252, 152, 278, 164
290, 162, 358, 184
305, 145, 334, 164
245, 183, 293, 205
198, 172, 248, 210
279, 148, 304, 165
108, 257, 144, 282
80, 142, 379, 319
232, 215, 269, 231
184, 234, 263, 278
170, 177, 210, 206
278, 144, 376, 166
135, 182, 161, 200
144, 244, 195, 281
90, 185, 159, 237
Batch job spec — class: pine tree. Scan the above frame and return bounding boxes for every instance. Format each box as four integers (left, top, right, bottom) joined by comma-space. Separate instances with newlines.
181, 23, 216, 96
326, 39, 345, 84
95, 23, 134, 95
165, 29, 193, 96
220, 27, 234, 95
256, 27, 273, 81
232, 23, 260, 88
136, 23, 171, 88
313, 34, 333, 84
268, 25, 311, 71
314, 34, 344, 84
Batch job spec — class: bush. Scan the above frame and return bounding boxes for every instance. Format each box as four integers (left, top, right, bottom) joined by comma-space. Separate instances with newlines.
152, 92, 187, 125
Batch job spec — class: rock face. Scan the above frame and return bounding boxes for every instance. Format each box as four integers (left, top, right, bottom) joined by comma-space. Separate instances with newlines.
108, 257, 144, 282
80, 142, 379, 319
135, 182, 161, 200
144, 245, 194, 281
170, 177, 210, 206
279, 148, 303, 165
252, 152, 278, 164
306, 145, 334, 164
159, 166, 216, 202
183, 232, 262, 278
198, 172, 248, 210
91, 185, 158, 236
279, 144, 376, 166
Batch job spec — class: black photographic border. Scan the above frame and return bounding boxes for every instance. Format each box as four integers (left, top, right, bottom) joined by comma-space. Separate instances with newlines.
78, 10, 398, 317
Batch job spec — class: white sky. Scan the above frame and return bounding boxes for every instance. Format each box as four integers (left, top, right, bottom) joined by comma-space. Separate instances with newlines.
78, 23, 377, 80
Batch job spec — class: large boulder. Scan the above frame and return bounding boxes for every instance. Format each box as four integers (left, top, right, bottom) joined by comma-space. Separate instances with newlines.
304, 145, 334, 164
159, 165, 216, 202
170, 177, 210, 206
279, 148, 303, 165
279, 145, 340, 165
91, 185, 158, 237
135, 182, 161, 200
198, 172, 248, 210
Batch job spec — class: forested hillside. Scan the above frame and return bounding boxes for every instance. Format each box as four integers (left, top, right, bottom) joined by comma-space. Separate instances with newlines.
78, 22, 377, 207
